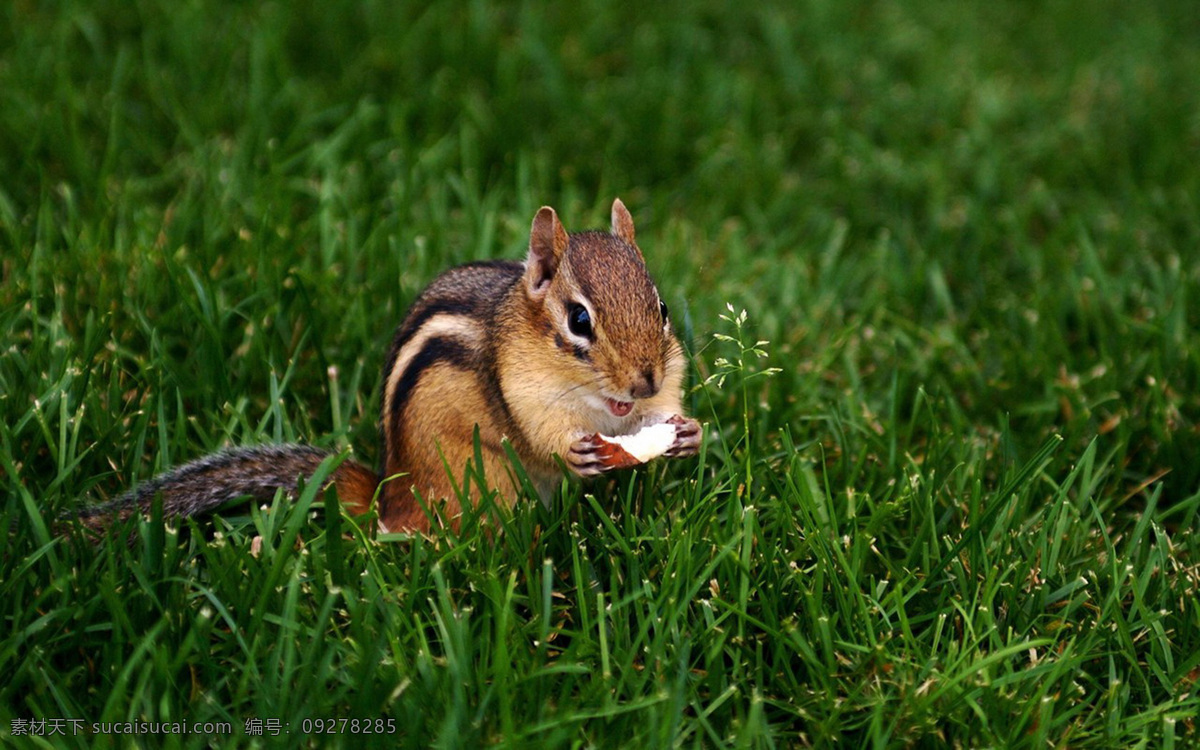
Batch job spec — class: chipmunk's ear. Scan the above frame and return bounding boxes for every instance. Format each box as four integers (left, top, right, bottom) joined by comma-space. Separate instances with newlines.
611, 198, 637, 246
526, 206, 569, 299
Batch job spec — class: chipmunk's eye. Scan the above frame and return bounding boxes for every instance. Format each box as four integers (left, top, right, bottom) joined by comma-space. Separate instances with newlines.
659, 299, 670, 324
567, 303, 593, 339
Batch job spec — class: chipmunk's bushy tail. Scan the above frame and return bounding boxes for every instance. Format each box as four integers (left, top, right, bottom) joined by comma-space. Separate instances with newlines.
76, 445, 379, 532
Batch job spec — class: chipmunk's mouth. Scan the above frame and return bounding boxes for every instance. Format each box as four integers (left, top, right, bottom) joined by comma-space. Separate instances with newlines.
605, 398, 634, 417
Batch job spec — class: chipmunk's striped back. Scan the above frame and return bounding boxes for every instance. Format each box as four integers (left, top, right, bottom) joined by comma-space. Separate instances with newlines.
379, 260, 521, 468
375, 260, 529, 530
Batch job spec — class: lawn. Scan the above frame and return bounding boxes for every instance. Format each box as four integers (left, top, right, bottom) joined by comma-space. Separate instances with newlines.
2, 0, 1198, 746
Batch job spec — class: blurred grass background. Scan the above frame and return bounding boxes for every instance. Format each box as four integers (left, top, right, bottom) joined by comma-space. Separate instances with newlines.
2, 0, 1198, 746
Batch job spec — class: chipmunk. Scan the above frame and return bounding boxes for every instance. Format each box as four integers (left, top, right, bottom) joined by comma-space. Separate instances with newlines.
79, 199, 701, 534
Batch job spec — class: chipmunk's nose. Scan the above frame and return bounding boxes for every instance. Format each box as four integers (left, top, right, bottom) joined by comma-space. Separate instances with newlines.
630, 366, 659, 400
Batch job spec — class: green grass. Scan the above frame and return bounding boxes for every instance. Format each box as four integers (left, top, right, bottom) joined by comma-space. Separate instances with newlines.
3, 0, 1199, 746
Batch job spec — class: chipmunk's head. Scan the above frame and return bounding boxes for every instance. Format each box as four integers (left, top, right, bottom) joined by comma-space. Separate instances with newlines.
522, 198, 681, 421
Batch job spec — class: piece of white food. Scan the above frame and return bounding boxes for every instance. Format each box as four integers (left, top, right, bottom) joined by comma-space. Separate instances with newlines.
600, 422, 677, 463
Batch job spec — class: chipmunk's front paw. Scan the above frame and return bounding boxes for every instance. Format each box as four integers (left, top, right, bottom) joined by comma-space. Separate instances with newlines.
567, 434, 620, 477
664, 415, 701, 457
